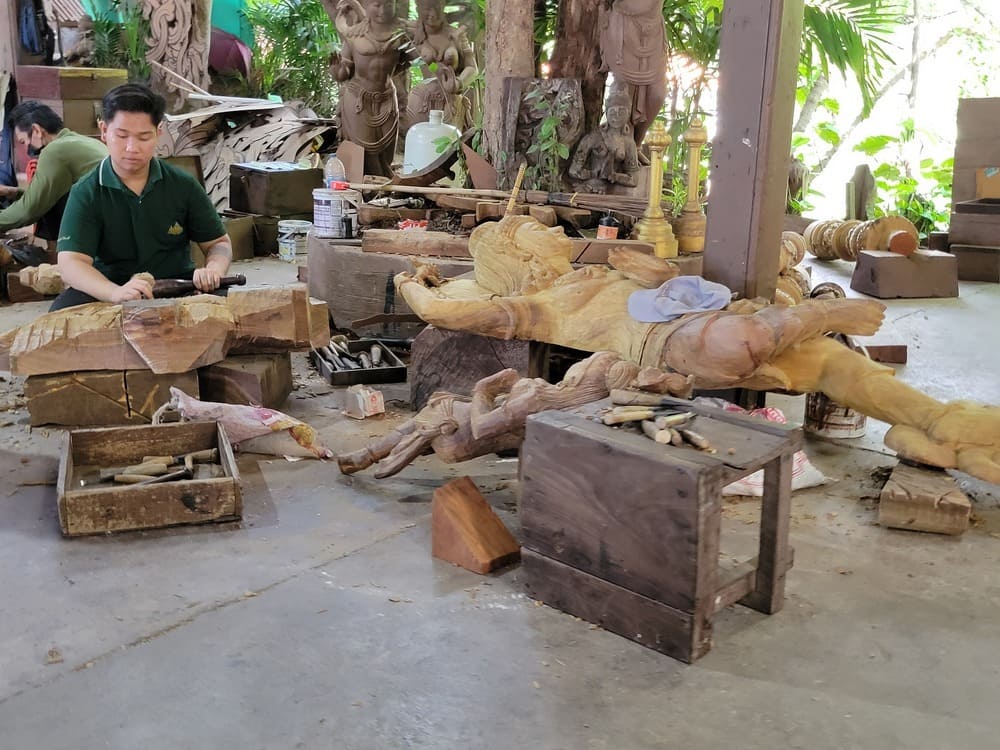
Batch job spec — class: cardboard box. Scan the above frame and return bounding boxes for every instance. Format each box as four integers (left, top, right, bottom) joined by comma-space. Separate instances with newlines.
57, 421, 241, 536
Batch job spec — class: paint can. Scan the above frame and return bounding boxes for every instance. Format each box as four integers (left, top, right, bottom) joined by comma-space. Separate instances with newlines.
313, 185, 359, 239
804, 391, 867, 439
277, 219, 312, 262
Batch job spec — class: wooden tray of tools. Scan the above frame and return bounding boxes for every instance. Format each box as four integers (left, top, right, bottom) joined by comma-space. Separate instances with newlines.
310, 338, 407, 386
57, 421, 241, 537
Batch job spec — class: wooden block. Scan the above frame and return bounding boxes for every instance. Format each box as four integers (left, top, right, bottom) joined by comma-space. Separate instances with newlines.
528, 204, 558, 227
927, 231, 950, 252
57, 421, 241, 536
863, 344, 908, 365
879, 463, 971, 535
460, 213, 477, 230
361, 228, 471, 258
121, 297, 232, 373
433, 194, 482, 212
11, 303, 148, 376
25, 370, 200, 426
409, 327, 530, 410
305, 236, 473, 338
948, 212, 1000, 246
432, 476, 521, 574
850, 249, 958, 299
307, 297, 331, 349
476, 201, 523, 222
522, 549, 702, 662
948, 244, 1000, 282
297, 265, 309, 284
357, 204, 429, 225
552, 205, 593, 228
198, 353, 292, 408
26, 371, 137, 427
5, 272, 51, 302
227, 284, 315, 352
125, 369, 200, 420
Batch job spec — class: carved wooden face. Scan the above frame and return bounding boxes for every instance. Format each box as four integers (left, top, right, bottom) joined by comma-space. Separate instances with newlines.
606, 102, 630, 130
365, 0, 396, 24
417, 0, 445, 31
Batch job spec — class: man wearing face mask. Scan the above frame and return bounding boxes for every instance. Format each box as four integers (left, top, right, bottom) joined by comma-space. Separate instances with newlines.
0, 101, 107, 243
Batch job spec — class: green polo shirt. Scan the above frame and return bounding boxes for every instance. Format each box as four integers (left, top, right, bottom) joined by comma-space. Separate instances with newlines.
0, 128, 106, 233
57, 157, 225, 284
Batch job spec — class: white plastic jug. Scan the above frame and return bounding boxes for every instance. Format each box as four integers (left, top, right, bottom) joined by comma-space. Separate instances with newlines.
402, 110, 460, 175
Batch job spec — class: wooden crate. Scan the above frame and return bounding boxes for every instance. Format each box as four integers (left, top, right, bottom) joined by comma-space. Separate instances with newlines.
57, 421, 241, 537
15, 65, 127, 100
520, 400, 800, 663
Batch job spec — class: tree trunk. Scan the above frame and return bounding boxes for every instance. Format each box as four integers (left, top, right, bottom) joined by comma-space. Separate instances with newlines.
482, 0, 535, 167
548, 0, 607, 133
793, 73, 828, 133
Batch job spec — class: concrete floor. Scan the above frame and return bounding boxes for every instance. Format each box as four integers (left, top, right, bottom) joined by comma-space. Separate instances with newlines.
1, 254, 999, 749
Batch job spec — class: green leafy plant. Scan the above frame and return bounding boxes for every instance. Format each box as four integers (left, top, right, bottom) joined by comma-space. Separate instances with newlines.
241, 0, 340, 114
521, 85, 571, 191
433, 132, 469, 186
854, 118, 952, 240
80, 0, 150, 80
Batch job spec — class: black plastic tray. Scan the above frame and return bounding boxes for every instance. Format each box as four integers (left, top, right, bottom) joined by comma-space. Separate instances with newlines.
311, 339, 407, 386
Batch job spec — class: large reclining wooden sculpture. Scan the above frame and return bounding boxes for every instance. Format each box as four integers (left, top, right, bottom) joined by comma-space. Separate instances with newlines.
388, 215, 1000, 484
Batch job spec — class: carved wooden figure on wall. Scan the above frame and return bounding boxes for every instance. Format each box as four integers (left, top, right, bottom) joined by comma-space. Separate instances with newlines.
145, 0, 213, 111
402, 0, 477, 134
598, 0, 669, 150
391, 214, 1000, 485
567, 89, 639, 194
330, 0, 411, 176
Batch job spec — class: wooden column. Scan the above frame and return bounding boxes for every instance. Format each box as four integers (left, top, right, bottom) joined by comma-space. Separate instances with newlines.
702, 0, 805, 300
0, 0, 18, 75
481, 0, 534, 168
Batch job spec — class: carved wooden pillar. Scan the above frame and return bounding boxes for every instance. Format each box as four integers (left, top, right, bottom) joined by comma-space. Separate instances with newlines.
144, 0, 212, 111
482, 0, 534, 169
702, 0, 804, 300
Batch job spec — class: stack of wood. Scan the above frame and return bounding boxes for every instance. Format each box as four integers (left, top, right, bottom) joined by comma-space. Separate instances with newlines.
775, 231, 811, 305
1, 284, 330, 426
804, 216, 919, 261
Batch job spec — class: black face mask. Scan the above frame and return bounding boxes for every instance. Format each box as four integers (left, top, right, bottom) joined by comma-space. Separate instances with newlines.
26, 144, 43, 158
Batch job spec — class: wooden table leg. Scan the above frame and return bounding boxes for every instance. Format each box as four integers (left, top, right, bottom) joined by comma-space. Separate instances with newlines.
739, 450, 792, 614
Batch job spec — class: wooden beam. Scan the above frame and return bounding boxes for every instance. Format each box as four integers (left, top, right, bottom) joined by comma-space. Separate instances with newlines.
702, 0, 805, 300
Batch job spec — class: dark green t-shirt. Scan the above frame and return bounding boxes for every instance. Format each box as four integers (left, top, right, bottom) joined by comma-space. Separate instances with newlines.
57, 157, 225, 284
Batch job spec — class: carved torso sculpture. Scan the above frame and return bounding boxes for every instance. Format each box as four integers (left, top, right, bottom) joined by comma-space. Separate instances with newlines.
392, 215, 1000, 485
568, 91, 640, 193
331, 0, 410, 176
599, 0, 669, 149
402, 0, 477, 133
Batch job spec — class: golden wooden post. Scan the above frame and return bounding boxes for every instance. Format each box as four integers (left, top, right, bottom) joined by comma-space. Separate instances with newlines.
674, 117, 708, 253
631, 121, 678, 258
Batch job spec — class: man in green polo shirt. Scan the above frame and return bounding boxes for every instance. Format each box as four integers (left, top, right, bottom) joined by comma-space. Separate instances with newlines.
53, 83, 232, 310
0, 102, 106, 243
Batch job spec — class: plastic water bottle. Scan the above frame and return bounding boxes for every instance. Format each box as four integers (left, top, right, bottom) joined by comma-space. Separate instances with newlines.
323, 153, 346, 189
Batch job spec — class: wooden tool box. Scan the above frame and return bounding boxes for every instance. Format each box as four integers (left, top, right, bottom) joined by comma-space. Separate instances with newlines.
519, 398, 801, 663
57, 421, 241, 537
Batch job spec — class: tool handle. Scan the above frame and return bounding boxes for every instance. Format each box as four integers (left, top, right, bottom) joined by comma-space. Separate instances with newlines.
151, 274, 247, 298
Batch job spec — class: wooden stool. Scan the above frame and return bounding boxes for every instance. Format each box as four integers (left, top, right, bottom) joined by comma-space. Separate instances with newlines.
519, 398, 802, 663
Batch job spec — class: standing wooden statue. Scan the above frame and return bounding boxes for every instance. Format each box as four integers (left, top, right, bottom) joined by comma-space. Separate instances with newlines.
598, 0, 669, 150
403, 0, 478, 134
330, 0, 411, 176
567, 89, 640, 194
